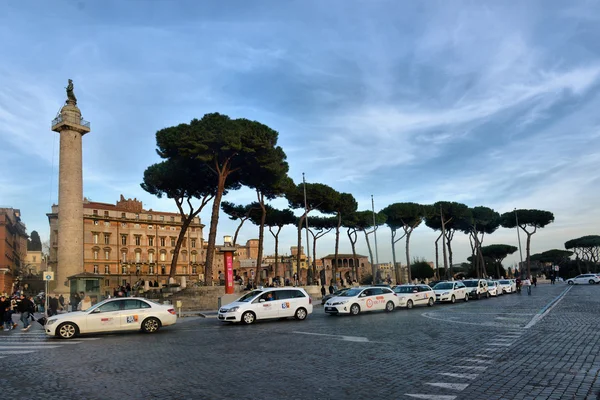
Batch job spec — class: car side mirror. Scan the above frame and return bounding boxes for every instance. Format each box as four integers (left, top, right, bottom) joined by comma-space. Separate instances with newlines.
412, 290, 418, 293
359, 294, 366, 297
91, 309, 101, 314
259, 299, 265, 303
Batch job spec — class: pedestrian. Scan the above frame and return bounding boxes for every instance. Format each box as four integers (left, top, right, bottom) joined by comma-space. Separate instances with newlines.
293, 273, 299, 287
1, 295, 13, 331
523, 277, 532, 295
79, 295, 92, 311
17, 293, 33, 331
321, 285, 326, 297
515, 277, 522, 294
48, 294, 59, 316
58, 294, 65, 310
550, 273, 555, 284
532, 276, 537, 287
328, 282, 334, 295
71, 292, 81, 312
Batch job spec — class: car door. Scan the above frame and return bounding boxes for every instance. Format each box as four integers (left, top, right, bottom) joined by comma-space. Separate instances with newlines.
418, 286, 431, 305
277, 290, 295, 318
454, 282, 465, 298
253, 291, 279, 319
358, 289, 375, 312
120, 299, 151, 330
85, 300, 122, 333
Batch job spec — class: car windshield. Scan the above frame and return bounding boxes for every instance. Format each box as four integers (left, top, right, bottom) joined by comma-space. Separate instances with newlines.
487, 281, 495, 286
84, 298, 112, 313
499, 280, 510, 284
394, 286, 416, 293
433, 282, 453, 290
463, 281, 478, 287
339, 289, 362, 297
333, 288, 349, 295
237, 290, 263, 302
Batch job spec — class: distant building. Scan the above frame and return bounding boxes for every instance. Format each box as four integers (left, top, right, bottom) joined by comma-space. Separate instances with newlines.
0, 208, 28, 294
321, 254, 371, 285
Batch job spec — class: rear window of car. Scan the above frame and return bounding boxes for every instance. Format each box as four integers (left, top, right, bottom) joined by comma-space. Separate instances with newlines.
277, 290, 306, 299
394, 286, 416, 293
123, 300, 151, 310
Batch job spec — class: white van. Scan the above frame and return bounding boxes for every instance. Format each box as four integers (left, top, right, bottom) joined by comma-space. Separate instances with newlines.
218, 287, 313, 325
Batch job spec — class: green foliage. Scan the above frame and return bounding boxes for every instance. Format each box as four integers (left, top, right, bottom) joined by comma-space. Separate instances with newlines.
141, 159, 221, 200
500, 209, 555, 230
425, 201, 471, 232
264, 206, 297, 229
221, 202, 259, 221
461, 206, 500, 236
530, 249, 573, 264
481, 244, 518, 262
353, 210, 387, 231
286, 182, 339, 213
411, 259, 435, 280
381, 202, 426, 231
27, 230, 42, 252
360, 274, 373, 285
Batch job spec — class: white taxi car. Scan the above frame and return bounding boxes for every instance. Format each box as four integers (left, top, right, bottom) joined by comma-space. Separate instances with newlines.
498, 279, 515, 293
487, 281, 502, 296
392, 284, 436, 308
324, 286, 399, 315
45, 297, 177, 339
566, 274, 600, 285
432, 281, 469, 303
218, 287, 313, 324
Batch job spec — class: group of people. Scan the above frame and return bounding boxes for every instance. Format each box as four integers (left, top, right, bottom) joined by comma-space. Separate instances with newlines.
515, 276, 538, 295
1, 293, 36, 332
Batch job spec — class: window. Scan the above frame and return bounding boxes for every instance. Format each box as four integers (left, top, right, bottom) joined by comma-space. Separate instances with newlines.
161, 265, 166, 274
148, 253, 154, 263
121, 222, 127, 228
93, 265, 99, 274
121, 235, 127, 245
182, 266, 188, 274
191, 253, 197, 263
160, 252, 166, 262
135, 252, 141, 263
148, 225, 154, 230
149, 265, 154, 274
104, 250, 110, 260
104, 221, 110, 227
104, 234, 110, 245
148, 215, 153, 220
93, 233, 98, 244
170, 238, 176, 247
182, 253, 187, 262
93, 250, 98, 260
160, 237, 165, 247
121, 251, 127, 263
148, 237, 154, 246
97, 301, 121, 313
93, 210, 98, 216
191, 239, 196, 248
121, 212, 126, 219
135, 236, 141, 246
192, 266, 197, 274
135, 214, 139, 220
123, 300, 151, 310
104, 211, 109, 218
104, 265, 110, 274
121, 265, 127, 274
160, 215, 164, 221
105, 279, 110, 286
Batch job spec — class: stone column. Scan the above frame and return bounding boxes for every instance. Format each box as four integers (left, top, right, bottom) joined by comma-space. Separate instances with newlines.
51, 98, 90, 294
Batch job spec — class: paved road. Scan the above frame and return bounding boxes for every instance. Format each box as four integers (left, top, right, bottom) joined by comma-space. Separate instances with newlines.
1, 283, 599, 400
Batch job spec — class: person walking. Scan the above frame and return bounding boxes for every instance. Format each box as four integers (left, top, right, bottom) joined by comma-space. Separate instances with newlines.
17, 294, 33, 331
523, 277, 532, 295
79, 295, 92, 311
328, 282, 334, 295
1, 295, 13, 331
320, 285, 326, 299
532, 276, 537, 287
48, 294, 59, 316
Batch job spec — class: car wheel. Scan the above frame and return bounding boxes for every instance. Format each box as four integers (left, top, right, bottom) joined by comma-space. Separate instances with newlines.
464, 294, 469, 302
385, 301, 395, 312
141, 317, 161, 333
294, 308, 308, 321
428, 297, 435, 307
350, 304, 360, 315
486, 292, 490, 298
476, 293, 481, 300
241, 311, 256, 325
57, 322, 78, 339
406, 300, 414, 309
568, 281, 574, 285
589, 280, 596, 285
450, 295, 456, 304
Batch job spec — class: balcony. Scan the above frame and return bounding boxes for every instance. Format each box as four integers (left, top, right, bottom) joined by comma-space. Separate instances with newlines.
51, 114, 91, 129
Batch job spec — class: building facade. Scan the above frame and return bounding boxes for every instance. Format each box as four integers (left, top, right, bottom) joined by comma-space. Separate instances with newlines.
0, 208, 28, 294
48, 196, 205, 296
320, 253, 371, 285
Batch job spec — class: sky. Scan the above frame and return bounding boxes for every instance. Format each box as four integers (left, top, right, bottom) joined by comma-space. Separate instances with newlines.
1, 0, 600, 269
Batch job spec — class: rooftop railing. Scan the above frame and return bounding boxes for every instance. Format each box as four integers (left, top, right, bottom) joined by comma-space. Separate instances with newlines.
51, 114, 91, 129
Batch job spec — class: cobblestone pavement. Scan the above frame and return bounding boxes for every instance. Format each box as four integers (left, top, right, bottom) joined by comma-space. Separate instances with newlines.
1, 283, 599, 400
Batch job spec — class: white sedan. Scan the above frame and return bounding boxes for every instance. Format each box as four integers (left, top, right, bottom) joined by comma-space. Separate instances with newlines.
498, 279, 515, 293
324, 287, 399, 315
432, 281, 469, 303
487, 281, 502, 296
45, 297, 177, 339
566, 274, 600, 285
392, 284, 436, 308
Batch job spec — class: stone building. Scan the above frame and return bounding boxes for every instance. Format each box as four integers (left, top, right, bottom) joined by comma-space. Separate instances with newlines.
47, 196, 205, 297
0, 208, 28, 294
320, 253, 371, 285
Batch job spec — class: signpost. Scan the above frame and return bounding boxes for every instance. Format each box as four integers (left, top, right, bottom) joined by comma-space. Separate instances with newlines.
43, 271, 54, 318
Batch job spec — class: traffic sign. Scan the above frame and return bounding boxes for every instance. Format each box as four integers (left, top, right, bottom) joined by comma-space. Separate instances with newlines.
44, 271, 54, 281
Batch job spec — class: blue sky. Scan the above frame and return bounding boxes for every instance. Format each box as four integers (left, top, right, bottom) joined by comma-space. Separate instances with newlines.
2, 0, 600, 268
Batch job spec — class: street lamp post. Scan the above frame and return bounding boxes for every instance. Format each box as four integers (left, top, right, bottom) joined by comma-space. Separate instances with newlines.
514, 208, 524, 277
302, 173, 311, 285
371, 195, 380, 282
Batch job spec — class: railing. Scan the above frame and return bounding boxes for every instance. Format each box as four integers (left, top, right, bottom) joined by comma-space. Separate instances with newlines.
51, 114, 91, 129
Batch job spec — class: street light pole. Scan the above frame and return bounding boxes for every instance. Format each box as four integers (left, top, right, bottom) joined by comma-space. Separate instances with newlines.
302, 173, 311, 285
514, 208, 524, 277
371, 195, 380, 279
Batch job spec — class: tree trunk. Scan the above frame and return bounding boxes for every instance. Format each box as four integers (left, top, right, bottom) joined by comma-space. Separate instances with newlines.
348, 228, 359, 282
296, 214, 305, 283
254, 191, 267, 284
434, 232, 442, 279
269, 226, 282, 279
205, 172, 228, 284
333, 212, 341, 286
390, 229, 399, 284
168, 216, 193, 278
364, 230, 376, 283
440, 207, 449, 277
312, 233, 318, 283
232, 217, 248, 246
525, 232, 532, 278
406, 230, 413, 283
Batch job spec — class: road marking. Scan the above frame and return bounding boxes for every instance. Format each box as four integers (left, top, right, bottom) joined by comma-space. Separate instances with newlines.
0, 350, 36, 354
461, 357, 492, 364
405, 395, 456, 399
474, 354, 493, 358
292, 331, 373, 343
455, 365, 487, 371
0, 345, 60, 349
75, 338, 101, 341
525, 286, 572, 329
488, 343, 512, 346
494, 317, 525, 320
438, 372, 478, 379
425, 383, 469, 390
490, 338, 514, 341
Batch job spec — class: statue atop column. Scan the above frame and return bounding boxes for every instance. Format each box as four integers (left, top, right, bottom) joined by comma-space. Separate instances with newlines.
66, 79, 77, 105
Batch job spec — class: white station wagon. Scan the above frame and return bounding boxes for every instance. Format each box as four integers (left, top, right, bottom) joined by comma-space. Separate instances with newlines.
392, 284, 436, 308
324, 286, 399, 315
45, 297, 177, 339
432, 281, 469, 303
566, 274, 600, 285
218, 287, 313, 324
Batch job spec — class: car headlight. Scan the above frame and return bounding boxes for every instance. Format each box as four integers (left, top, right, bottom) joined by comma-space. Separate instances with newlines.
46, 319, 57, 326
332, 300, 348, 305
228, 306, 239, 312
442, 292, 449, 295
